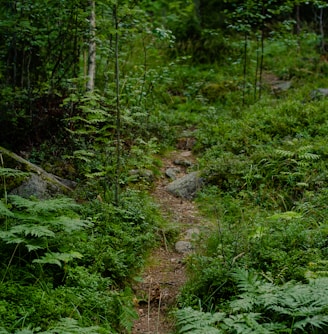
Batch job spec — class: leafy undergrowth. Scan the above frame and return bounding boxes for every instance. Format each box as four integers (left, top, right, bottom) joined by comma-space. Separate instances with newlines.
2, 20, 328, 334
0, 174, 164, 333
173, 37, 328, 334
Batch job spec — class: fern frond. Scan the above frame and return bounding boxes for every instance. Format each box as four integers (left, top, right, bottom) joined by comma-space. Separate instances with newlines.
113, 290, 138, 332
9, 224, 55, 238
275, 149, 294, 158
0, 200, 14, 217
52, 217, 93, 233
222, 313, 274, 334
28, 197, 80, 214
294, 315, 328, 331
231, 268, 263, 293
39, 317, 100, 333
230, 293, 258, 312
0, 229, 46, 251
0, 167, 29, 178
175, 307, 224, 334
14, 330, 34, 334
299, 152, 320, 160
33, 251, 83, 267
8, 195, 80, 214
0, 231, 28, 245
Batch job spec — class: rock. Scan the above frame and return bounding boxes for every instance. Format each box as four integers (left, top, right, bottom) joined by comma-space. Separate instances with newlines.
165, 171, 202, 200
54, 175, 77, 189
175, 241, 193, 253
173, 159, 193, 167
310, 88, 328, 100
177, 137, 196, 150
129, 169, 155, 183
165, 167, 180, 180
184, 228, 200, 240
272, 81, 291, 92
10, 173, 69, 199
270, 81, 292, 97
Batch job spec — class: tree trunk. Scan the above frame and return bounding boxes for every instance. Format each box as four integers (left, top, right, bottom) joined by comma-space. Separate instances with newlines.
86, 0, 96, 91
114, 4, 121, 206
319, 7, 325, 53
242, 32, 248, 106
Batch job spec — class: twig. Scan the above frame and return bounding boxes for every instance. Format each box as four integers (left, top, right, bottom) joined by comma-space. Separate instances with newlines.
156, 292, 162, 334
148, 278, 152, 332
162, 230, 168, 252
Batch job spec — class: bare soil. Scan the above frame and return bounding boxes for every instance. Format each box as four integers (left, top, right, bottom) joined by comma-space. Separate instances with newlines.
131, 150, 204, 334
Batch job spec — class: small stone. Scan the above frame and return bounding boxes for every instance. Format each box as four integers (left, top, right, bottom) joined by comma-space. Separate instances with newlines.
165, 167, 180, 180
129, 169, 154, 183
174, 159, 192, 167
184, 228, 200, 240
175, 241, 193, 253
311, 88, 328, 100
165, 171, 203, 199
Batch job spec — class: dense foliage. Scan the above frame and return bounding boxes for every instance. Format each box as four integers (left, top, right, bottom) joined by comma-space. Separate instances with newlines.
1, 0, 328, 333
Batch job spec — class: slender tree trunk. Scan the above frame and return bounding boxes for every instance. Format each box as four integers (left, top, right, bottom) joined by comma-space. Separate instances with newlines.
296, 5, 301, 36
254, 35, 259, 102
242, 32, 247, 106
296, 4, 301, 51
86, 0, 96, 91
259, 26, 264, 100
114, 4, 121, 206
258, 4, 266, 101
319, 7, 325, 53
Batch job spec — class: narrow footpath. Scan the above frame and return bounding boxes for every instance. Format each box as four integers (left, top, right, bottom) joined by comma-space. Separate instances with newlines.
132, 150, 206, 334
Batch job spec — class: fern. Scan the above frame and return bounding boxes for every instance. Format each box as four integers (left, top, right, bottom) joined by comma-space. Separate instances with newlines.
112, 289, 139, 332
33, 251, 83, 267
176, 269, 328, 333
229, 269, 328, 332
6, 224, 56, 238
0, 167, 29, 178
51, 216, 92, 233
294, 315, 328, 331
0, 194, 91, 277
275, 145, 320, 162
8, 195, 80, 214
222, 313, 280, 334
175, 307, 224, 334
39, 317, 100, 333
0, 200, 14, 217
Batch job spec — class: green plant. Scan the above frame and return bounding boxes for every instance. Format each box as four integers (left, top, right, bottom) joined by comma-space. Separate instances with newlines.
176, 269, 328, 333
0, 195, 91, 284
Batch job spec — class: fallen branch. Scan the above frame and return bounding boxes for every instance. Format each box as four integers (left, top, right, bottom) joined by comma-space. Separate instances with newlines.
0, 146, 74, 193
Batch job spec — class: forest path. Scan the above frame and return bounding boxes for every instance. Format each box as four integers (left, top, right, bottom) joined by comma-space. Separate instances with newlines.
131, 149, 206, 334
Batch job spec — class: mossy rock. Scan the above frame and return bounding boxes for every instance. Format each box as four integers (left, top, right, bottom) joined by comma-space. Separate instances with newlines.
201, 81, 238, 102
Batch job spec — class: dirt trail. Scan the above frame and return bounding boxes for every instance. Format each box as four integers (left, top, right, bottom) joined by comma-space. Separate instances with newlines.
131, 150, 204, 334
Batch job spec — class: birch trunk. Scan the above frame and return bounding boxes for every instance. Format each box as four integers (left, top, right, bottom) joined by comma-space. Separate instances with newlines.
86, 0, 96, 91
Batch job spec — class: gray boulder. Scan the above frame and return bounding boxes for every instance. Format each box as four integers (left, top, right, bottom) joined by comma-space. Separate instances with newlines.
184, 228, 200, 240
10, 173, 68, 199
165, 167, 180, 180
129, 169, 155, 183
175, 241, 193, 253
165, 171, 202, 199
310, 88, 328, 100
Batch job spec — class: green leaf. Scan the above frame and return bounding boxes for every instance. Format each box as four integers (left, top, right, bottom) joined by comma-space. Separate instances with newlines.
10, 224, 55, 238
52, 217, 93, 233
39, 317, 100, 333
33, 251, 83, 267
0, 167, 29, 178
0, 200, 14, 217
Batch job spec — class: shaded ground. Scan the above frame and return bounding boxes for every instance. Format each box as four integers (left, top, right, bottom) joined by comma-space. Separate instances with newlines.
132, 150, 204, 334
